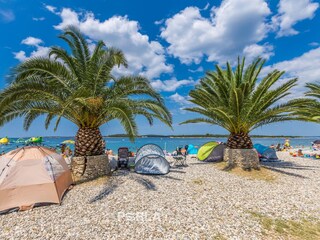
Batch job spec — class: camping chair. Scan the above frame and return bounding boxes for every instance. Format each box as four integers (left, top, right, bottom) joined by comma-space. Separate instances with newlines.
172, 147, 187, 166
118, 147, 129, 168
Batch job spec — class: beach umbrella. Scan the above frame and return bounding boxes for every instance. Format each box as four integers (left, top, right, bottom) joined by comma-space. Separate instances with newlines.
62, 140, 75, 144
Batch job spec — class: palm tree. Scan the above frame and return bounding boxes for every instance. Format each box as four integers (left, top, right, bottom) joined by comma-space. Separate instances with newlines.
181, 58, 310, 149
0, 26, 172, 156
296, 83, 320, 122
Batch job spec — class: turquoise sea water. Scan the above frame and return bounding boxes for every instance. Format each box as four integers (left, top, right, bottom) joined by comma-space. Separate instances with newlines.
0, 136, 319, 154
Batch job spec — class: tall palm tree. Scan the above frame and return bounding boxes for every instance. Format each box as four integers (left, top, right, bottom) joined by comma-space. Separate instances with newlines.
181, 58, 311, 149
0, 26, 172, 156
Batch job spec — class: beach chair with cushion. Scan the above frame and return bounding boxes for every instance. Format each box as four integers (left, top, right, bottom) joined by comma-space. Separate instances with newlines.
118, 147, 129, 168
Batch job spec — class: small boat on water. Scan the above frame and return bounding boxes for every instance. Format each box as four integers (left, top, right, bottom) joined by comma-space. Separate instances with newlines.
0, 137, 9, 145
15, 138, 26, 143
25, 136, 43, 144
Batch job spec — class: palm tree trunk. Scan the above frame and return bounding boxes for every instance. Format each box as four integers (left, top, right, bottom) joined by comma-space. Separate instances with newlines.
74, 127, 105, 156
227, 133, 253, 149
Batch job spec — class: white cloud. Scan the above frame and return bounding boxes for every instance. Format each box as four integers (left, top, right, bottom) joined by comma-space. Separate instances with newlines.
261, 47, 320, 98
0, 9, 15, 22
272, 0, 319, 37
188, 66, 204, 73
160, 0, 272, 64
154, 19, 164, 25
52, 8, 172, 79
202, 3, 210, 11
32, 17, 45, 21
169, 93, 194, 113
13, 51, 27, 62
45, 5, 57, 14
309, 42, 320, 47
14, 37, 50, 62
169, 93, 191, 106
243, 44, 274, 60
54, 8, 79, 29
21, 37, 43, 46
151, 78, 195, 92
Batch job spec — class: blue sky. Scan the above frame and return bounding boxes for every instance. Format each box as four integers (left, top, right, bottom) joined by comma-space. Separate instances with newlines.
0, 0, 319, 137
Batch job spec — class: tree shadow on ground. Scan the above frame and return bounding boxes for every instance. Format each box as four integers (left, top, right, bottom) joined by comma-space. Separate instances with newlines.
263, 161, 320, 170
261, 161, 317, 179
89, 179, 123, 203
90, 168, 184, 202
131, 175, 157, 191
152, 175, 183, 181
169, 169, 186, 174
189, 161, 220, 165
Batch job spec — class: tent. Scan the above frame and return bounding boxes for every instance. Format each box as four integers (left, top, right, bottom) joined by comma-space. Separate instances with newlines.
187, 144, 198, 154
254, 144, 278, 161
135, 144, 170, 175
0, 146, 73, 213
197, 142, 226, 162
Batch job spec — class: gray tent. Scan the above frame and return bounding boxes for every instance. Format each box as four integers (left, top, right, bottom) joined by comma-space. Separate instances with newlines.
204, 144, 226, 162
135, 144, 170, 175
261, 148, 278, 161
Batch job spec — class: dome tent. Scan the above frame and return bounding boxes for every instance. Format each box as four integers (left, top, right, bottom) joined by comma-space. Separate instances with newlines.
187, 144, 198, 154
135, 144, 170, 175
254, 144, 278, 161
198, 142, 226, 162
0, 146, 73, 213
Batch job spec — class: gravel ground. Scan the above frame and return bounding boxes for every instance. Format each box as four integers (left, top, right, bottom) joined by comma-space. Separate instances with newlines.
1, 152, 320, 240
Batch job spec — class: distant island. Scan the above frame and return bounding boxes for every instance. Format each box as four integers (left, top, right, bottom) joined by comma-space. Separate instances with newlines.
105, 134, 309, 138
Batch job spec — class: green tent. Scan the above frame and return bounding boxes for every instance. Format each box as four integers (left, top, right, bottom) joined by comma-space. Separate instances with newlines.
197, 141, 226, 162
197, 142, 219, 160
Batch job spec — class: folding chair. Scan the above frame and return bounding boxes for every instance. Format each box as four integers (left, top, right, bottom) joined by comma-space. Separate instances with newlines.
172, 155, 186, 166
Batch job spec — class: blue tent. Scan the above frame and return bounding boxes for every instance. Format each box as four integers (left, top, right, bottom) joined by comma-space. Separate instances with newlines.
187, 144, 198, 154
254, 144, 269, 154
254, 144, 278, 161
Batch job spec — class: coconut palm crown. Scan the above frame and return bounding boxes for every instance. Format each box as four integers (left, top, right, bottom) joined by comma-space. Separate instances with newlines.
295, 82, 320, 122
181, 58, 311, 149
0, 26, 172, 156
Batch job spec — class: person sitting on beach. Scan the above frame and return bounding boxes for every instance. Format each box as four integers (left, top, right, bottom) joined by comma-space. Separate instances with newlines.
105, 149, 113, 156
176, 147, 182, 155
297, 149, 303, 157
276, 143, 281, 151
181, 148, 186, 156
284, 139, 290, 149
61, 144, 66, 154
64, 146, 72, 157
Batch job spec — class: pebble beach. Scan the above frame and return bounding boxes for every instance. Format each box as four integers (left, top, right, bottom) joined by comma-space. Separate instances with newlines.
1, 152, 320, 240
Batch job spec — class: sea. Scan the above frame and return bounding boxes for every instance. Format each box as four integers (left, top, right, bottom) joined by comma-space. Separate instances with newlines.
0, 136, 319, 154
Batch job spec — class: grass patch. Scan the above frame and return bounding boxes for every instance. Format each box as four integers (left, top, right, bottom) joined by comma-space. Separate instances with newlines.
191, 178, 205, 185
214, 233, 227, 240
250, 212, 320, 239
214, 161, 277, 181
